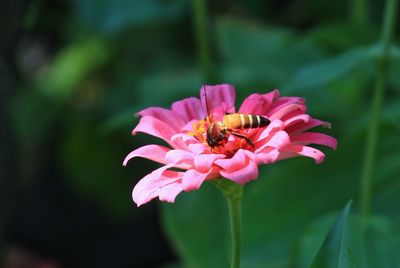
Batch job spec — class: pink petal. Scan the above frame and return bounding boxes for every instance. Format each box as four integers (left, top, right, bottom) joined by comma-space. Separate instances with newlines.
200, 84, 236, 115
132, 116, 177, 145
268, 103, 306, 121
268, 96, 305, 114
282, 113, 311, 128
194, 153, 226, 172
255, 120, 285, 142
182, 169, 210, 191
255, 130, 291, 153
281, 145, 325, 164
188, 143, 209, 154
137, 107, 185, 131
172, 97, 205, 123
170, 133, 199, 150
254, 147, 280, 164
285, 118, 331, 134
238, 89, 280, 114
158, 180, 184, 203
215, 150, 258, 185
165, 149, 194, 168
291, 132, 337, 149
123, 144, 170, 166
132, 166, 183, 206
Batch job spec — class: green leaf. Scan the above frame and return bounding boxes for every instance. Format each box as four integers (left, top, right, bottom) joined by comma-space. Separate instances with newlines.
215, 17, 324, 86
310, 200, 357, 268
37, 37, 110, 102
286, 47, 372, 91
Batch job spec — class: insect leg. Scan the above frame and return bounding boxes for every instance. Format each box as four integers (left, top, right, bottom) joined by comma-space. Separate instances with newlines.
229, 131, 254, 147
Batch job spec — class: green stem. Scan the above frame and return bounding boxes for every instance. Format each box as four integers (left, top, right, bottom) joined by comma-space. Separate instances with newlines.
351, 0, 369, 26
360, 0, 398, 218
213, 179, 243, 268
192, 0, 216, 82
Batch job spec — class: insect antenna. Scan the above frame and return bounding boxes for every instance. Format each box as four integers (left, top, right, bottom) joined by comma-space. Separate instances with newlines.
203, 84, 212, 122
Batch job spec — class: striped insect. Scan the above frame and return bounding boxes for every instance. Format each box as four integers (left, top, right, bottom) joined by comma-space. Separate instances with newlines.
203, 87, 270, 149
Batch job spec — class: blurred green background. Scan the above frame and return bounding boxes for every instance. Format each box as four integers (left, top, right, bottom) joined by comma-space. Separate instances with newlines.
1, 0, 399, 267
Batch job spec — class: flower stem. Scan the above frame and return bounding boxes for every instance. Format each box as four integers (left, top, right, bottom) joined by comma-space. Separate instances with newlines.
191, 0, 217, 82
212, 179, 243, 268
360, 0, 398, 218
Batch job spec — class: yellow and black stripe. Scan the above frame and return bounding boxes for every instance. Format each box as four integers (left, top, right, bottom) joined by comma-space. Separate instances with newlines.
223, 114, 270, 129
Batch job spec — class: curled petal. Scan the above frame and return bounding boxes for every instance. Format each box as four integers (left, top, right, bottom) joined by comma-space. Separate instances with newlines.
216, 150, 258, 185
282, 113, 311, 128
281, 145, 325, 164
194, 153, 226, 173
165, 149, 194, 168
132, 165, 183, 206
256, 130, 291, 153
291, 132, 337, 149
238, 90, 280, 114
137, 107, 185, 131
200, 84, 236, 115
158, 181, 184, 203
268, 103, 306, 121
132, 116, 177, 145
123, 144, 170, 166
182, 169, 210, 191
188, 143, 209, 154
255, 120, 285, 142
286, 118, 331, 134
172, 97, 205, 123
254, 147, 280, 164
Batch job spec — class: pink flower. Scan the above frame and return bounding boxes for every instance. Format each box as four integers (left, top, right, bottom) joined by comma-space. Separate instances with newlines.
123, 84, 337, 206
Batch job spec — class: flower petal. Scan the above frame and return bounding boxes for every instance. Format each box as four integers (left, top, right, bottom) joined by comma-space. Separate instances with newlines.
123, 144, 170, 166
172, 97, 205, 123
194, 153, 226, 172
254, 147, 280, 164
200, 84, 236, 115
291, 132, 337, 149
255, 130, 291, 153
132, 166, 182, 206
268, 103, 306, 121
132, 116, 177, 145
138, 107, 185, 131
165, 149, 194, 168
238, 90, 280, 114
285, 118, 331, 134
283, 113, 311, 128
158, 179, 184, 203
182, 169, 210, 191
215, 150, 258, 185
281, 145, 325, 164
255, 120, 285, 142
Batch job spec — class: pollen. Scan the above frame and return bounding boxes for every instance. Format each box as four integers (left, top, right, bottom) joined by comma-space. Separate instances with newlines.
188, 120, 208, 144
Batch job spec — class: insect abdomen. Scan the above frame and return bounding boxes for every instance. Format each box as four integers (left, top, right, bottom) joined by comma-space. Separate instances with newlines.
223, 114, 270, 129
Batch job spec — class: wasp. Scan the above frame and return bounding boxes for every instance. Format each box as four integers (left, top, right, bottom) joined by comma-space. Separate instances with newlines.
203, 87, 270, 149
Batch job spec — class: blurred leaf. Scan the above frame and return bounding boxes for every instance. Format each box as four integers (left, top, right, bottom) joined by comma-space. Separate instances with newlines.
297, 215, 400, 268
305, 22, 379, 52
310, 201, 357, 268
286, 47, 372, 92
215, 17, 324, 86
38, 37, 110, 101
72, 0, 188, 34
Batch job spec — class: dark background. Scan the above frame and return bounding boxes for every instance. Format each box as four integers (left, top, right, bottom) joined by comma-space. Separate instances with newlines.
1, 0, 399, 267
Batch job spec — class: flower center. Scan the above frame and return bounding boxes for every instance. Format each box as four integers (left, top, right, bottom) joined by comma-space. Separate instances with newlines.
188, 119, 253, 156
